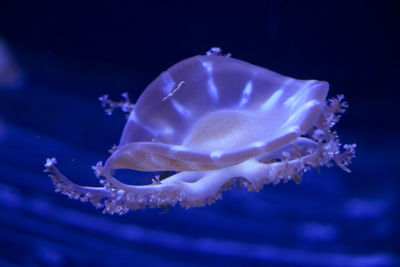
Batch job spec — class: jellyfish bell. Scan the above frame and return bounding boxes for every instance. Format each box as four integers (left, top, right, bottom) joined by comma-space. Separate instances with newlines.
45, 48, 355, 214
105, 54, 328, 173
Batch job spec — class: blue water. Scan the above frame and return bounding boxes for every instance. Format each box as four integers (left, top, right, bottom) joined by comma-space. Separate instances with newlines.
0, 1, 399, 266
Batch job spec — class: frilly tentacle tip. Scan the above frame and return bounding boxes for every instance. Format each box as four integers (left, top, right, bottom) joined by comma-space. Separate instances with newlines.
206, 47, 231, 57
99, 92, 134, 117
44, 157, 57, 171
43, 157, 110, 211
91, 161, 104, 178
334, 143, 356, 173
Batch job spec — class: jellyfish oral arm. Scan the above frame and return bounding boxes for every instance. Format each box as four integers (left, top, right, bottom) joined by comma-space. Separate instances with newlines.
45, 96, 355, 215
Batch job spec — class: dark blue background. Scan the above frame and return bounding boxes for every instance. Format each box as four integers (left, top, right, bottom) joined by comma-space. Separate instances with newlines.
0, 1, 399, 266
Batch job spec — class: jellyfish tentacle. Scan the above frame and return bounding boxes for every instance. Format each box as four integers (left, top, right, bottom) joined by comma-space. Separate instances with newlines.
44, 94, 355, 214
44, 158, 109, 209
95, 131, 352, 214
98, 92, 135, 117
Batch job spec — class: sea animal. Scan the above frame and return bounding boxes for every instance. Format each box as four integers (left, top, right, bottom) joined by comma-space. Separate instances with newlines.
45, 48, 355, 214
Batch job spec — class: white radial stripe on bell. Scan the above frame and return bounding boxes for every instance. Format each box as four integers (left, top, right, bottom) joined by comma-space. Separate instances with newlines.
308, 81, 322, 90
284, 80, 314, 107
201, 61, 213, 73
129, 112, 158, 135
161, 72, 176, 94
128, 110, 138, 122
207, 78, 219, 102
292, 99, 318, 118
239, 81, 253, 107
261, 89, 283, 111
285, 113, 299, 126
162, 127, 174, 135
304, 99, 319, 109
282, 100, 318, 127
172, 99, 192, 117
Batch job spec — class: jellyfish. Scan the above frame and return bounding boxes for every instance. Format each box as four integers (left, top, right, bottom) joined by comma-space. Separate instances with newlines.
45, 48, 356, 214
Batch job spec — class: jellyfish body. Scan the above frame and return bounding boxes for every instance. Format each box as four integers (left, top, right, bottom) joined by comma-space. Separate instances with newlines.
45, 49, 355, 214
